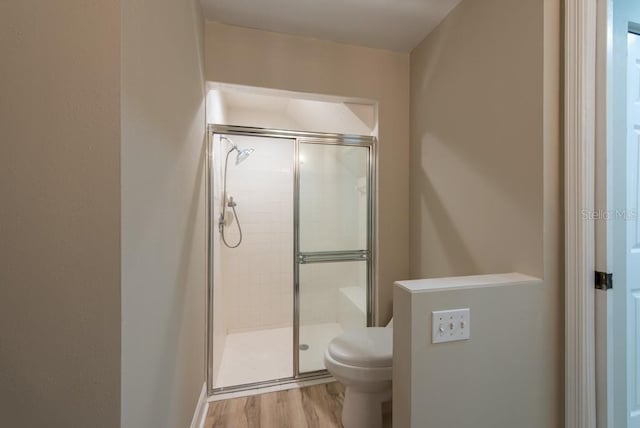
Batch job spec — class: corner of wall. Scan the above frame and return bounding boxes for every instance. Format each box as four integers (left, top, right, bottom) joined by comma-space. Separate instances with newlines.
121, 0, 207, 425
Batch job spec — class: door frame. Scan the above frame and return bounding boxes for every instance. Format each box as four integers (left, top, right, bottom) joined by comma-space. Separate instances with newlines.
565, 1, 598, 427
205, 124, 378, 396
592, 2, 640, 427
595, 1, 615, 427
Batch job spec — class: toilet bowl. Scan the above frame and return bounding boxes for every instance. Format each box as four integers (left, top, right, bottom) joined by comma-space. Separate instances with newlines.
324, 325, 392, 428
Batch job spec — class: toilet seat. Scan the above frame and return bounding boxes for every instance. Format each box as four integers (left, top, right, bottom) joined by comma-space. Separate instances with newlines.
327, 327, 392, 368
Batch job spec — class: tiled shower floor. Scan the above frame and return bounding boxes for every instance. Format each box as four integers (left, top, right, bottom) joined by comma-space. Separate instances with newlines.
214, 323, 343, 388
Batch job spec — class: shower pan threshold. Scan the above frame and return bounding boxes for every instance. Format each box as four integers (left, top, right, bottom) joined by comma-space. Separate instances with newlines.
208, 373, 335, 402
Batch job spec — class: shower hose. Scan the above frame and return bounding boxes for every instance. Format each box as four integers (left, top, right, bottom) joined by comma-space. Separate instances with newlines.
221, 204, 243, 248
220, 147, 243, 248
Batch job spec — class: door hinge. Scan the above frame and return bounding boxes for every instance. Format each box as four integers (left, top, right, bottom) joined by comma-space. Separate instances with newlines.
595, 271, 613, 290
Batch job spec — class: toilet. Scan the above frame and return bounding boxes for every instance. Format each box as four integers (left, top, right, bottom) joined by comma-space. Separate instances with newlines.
324, 321, 392, 428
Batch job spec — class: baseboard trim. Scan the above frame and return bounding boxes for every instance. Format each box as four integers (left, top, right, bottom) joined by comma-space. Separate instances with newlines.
190, 383, 208, 428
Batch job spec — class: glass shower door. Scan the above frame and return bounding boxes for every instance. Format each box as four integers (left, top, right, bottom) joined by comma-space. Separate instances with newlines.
296, 141, 372, 374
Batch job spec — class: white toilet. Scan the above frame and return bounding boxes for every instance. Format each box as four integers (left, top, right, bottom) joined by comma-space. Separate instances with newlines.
324, 322, 392, 428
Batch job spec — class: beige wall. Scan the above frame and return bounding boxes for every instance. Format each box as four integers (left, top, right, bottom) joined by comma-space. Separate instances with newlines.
205, 22, 410, 323
410, 0, 545, 278
409, 0, 562, 426
0, 2, 121, 427
121, 0, 206, 426
393, 275, 554, 428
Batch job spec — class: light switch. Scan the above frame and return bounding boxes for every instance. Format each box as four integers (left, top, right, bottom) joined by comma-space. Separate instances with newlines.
432, 308, 470, 343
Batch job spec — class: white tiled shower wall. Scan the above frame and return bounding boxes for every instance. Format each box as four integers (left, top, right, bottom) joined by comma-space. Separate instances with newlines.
213, 135, 368, 334
219, 136, 295, 332
298, 145, 369, 328
299, 145, 368, 251
299, 262, 367, 327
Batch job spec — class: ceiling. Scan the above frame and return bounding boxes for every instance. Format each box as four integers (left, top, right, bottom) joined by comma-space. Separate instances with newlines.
200, 0, 462, 52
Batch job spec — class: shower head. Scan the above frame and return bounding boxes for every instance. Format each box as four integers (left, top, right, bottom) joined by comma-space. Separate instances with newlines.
220, 136, 254, 165
235, 147, 255, 165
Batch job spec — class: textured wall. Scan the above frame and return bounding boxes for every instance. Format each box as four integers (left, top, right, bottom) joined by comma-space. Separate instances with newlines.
0, 1, 121, 427
121, 0, 206, 426
394, 275, 554, 428
410, 0, 545, 278
408, 0, 563, 426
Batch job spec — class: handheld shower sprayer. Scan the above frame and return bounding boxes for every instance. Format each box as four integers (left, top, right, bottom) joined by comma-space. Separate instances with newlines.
218, 136, 255, 248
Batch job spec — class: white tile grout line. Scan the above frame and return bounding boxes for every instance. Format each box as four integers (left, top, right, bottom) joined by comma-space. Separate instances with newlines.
206, 376, 336, 402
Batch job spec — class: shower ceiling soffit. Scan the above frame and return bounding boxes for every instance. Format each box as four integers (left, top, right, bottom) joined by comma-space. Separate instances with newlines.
219, 89, 376, 135
200, 0, 462, 52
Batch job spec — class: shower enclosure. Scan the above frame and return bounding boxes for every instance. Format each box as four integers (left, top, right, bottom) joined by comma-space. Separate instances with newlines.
206, 124, 376, 394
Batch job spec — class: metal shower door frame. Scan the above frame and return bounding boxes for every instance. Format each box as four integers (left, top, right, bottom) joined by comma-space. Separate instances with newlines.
206, 124, 377, 395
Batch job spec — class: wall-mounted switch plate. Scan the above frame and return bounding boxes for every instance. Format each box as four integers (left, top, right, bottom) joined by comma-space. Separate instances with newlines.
432, 308, 470, 344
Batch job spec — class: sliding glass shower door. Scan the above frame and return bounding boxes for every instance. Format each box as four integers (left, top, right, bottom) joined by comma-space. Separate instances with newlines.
296, 142, 373, 374
207, 126, 375, 394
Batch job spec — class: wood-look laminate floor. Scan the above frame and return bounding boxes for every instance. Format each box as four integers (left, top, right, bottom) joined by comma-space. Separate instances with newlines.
205, 382, 345, 428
